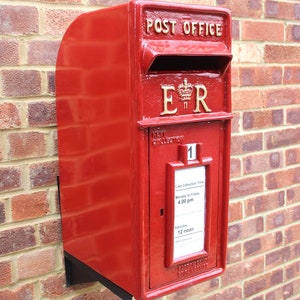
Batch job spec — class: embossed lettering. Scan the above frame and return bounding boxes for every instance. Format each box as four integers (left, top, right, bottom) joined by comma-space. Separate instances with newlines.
177, 257, 208, 277
215, 23, 222, 36
145, 18, 222, 37
160, 81, 211, 116
161, 85, 177, 116
146, 18, 153, 33
151, 129, 184, 146
183, 22, 223, 37
194, 85, 211, 113
146, 18, 176, 35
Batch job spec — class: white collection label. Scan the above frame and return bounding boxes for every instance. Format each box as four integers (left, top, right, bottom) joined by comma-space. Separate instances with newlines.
173, 166, 206, 260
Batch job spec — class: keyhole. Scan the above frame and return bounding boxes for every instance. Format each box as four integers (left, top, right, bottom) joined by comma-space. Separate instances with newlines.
160, 209, 164, 216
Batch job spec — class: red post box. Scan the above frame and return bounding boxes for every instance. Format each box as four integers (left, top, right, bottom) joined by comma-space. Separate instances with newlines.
56, 1, 232, 299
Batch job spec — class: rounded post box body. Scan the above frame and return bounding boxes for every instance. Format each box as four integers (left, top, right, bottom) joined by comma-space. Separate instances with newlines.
56, 1, 232, 299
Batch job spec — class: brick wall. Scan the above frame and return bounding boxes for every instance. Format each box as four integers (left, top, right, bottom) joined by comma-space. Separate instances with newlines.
0, 0, 300, 299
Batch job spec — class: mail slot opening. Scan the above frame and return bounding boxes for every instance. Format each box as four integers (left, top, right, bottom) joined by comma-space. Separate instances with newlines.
148, 55, 231, 73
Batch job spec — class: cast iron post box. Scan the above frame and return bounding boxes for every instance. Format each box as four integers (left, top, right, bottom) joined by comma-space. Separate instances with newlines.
56, 1, 232, 299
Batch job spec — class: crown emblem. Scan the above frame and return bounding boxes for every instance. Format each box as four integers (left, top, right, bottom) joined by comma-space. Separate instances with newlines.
177, 79, 193, 101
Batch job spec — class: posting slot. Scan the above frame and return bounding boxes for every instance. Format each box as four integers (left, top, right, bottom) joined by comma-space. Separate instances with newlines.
148, 55, 232, 73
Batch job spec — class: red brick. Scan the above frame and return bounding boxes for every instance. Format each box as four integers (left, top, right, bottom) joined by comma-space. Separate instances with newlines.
244, 238, 261, 257
243, 109, 283, 129
245, 191, 285, 217
228, 201, 242, 222
231, 133, 263, 155
231, 112, 240, 133
1, 70, 41, 97
230, 176, 264, 198
44, 9, 83, 36
42, 0, 81, 3
266, 210, 284, 230
52, 130, 58, 156
169, 278, 219, 300
271, 269, 284, 286
292, 242, 300, 259
284, 66, 300, 84
0, 283, 35, 300
227, 244, 241, 264
240, 66, 282, 87
267, 205, 300, 231
242, 21, 284, 42
229, 217, 263, 243
88, 0, 128, 5
217, 0, 262, 18
265, 45, 300, 63
17, 248, 56, 280
265, 87, 300, 107
243, 151, 282, 174
232, 19, 240, 40
228, 223, 241, 242
168, 286, 194, 300
39, 219, 62, 244
266, 167, 300, 190
230, 157, 241, 178
262, 231, 283, 252
0, 260, 12, 285
28, 101, 57, 127
47, 71, 56, 95
0, 202, 5, 224
244, 270, 282, 298
265, 0, 278, 18
222, 257, 264, 286
231, 66, 239, 87
266, 248, 290, 270
232, 89, 264, 111
30, 160, 58, 187
265, 128, 300, 149
243, 217, 264, 238
265, 1, 300, 20
282, 282, 295, 299
41, 273, 67, 298
272, 109, 284, 125
0, 226, 36, 255
286, 223, 300, 244
0, 5, 38, 34
265, 280, 300, 300
0, 103, 21, 129
8, 131, 46, 160
0, 39, 19, 65
71, 288, 122, 300
286, 260, 300, 280
286, 24, 300, 42
291, 201, 300, 219
12, 191, 49, 221
0, 166, 21, 192
233, 43, 263, 64
287, 107, 300, 125
283, 279, 300, 298
202, 286, 243, 300
28, 40, 60, 65
287, 186, 300, 205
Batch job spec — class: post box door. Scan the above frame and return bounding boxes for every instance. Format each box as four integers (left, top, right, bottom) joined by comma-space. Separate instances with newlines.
149, 121, 228, 288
